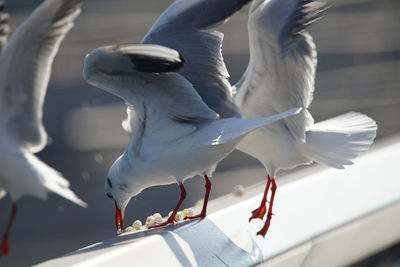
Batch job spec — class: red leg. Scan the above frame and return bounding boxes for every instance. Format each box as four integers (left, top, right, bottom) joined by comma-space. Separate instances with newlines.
257, 177, 277, 237
1, 202, 17, 257
186, 174, 211, 220
249, 175, 272, 222
149, 183, 186, 229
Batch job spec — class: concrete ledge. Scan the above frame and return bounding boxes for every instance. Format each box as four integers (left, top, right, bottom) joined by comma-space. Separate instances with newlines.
36, 135, 400, 267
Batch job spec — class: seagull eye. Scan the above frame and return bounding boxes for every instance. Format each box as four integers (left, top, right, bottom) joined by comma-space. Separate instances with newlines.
106, 192, 113, 199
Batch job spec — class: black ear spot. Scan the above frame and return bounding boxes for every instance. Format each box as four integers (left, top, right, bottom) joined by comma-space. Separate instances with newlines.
107, 178, 112, 188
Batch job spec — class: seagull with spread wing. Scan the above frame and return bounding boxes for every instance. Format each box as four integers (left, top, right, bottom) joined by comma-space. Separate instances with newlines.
234, 0, 377, 236
0, 0, 87, 256
83, 0, 301, 234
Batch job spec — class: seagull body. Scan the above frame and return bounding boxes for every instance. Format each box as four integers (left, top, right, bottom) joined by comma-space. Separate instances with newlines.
0, 0, 86, 256
234, 0, 377, 236
84, 43, 299, 233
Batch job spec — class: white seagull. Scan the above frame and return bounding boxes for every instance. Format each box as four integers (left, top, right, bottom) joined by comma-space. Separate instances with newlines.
83, 45, 299, 233
85, 0, 270, 233
234, 0, 377, 236
0, 0, 87, 256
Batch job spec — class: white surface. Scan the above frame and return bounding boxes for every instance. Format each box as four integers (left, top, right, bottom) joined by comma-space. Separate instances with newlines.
302, 202, 400, 266
37, 136, 400, 267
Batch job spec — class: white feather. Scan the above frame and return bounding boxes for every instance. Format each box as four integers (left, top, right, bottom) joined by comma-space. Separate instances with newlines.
299, 112, 377, 169
0, 135, 86, 207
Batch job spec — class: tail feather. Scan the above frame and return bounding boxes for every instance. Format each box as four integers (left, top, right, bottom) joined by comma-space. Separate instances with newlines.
300, 112, 377, 169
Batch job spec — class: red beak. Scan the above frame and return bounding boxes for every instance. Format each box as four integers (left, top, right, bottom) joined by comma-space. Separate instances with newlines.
115, 201, 124, 234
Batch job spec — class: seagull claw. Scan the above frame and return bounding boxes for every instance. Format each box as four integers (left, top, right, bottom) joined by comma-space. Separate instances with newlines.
249, 205, 267, 222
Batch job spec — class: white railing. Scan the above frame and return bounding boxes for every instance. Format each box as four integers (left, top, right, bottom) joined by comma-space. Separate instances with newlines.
36, 135, 400, 267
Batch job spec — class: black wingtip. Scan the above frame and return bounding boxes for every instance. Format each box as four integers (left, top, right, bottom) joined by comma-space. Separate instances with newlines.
128, 54, 184, 73
116, 44, 185, 74
52, 0, 84, 23
0, 1, 9, 42
279, 0, 329, 58
0, 1, 6, 13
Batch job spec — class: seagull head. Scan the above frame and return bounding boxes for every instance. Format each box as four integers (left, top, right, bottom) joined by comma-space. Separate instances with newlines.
104, 156, 132, 234
104, 153, 152, 234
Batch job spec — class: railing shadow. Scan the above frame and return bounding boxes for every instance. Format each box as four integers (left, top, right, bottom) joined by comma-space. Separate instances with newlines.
60, 218, 262, 266
160, 218, 262, 266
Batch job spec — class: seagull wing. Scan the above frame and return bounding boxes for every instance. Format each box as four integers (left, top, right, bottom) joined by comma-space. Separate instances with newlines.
84, 44, 220, 155
142, 0, 252, 118
234, 0, 328, 141
0, 1, 9, 53
202, 107, 301, 146
0, 0, 84, 152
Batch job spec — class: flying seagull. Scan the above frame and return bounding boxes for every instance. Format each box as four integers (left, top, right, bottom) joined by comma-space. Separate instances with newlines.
0, 0, 86, 256
234, 0, 377, 236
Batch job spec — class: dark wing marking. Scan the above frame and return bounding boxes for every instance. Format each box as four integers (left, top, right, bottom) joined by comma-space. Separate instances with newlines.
115, 43, 185, 73
0, 1, 10, 53
279, 0, 329, 58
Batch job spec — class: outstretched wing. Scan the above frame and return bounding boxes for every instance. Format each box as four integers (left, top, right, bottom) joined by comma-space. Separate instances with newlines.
0, 1, 9, 53
0, 0, 84, 152
142, 0, 251, 118
235, 0, 328, 141
203, 107, 301, 146
84, 44, 220, 155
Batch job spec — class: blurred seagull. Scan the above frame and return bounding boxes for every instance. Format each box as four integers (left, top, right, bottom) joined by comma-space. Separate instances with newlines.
84, 43, 299, 233
0, 0, 86, 256
234, 0, 377, 236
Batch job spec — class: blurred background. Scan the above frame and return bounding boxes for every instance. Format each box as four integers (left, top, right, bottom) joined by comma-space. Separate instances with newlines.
0, 0, 399, 266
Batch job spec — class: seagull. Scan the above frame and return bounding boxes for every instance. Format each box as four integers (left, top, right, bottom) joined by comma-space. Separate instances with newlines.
83, 43, 300, 233
84, 0, 276, 233
234, 0, 377, 237
0, 0, 86, 256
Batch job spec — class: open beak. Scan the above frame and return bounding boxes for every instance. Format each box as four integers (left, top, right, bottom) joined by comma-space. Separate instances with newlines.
115, 201, 124, 234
